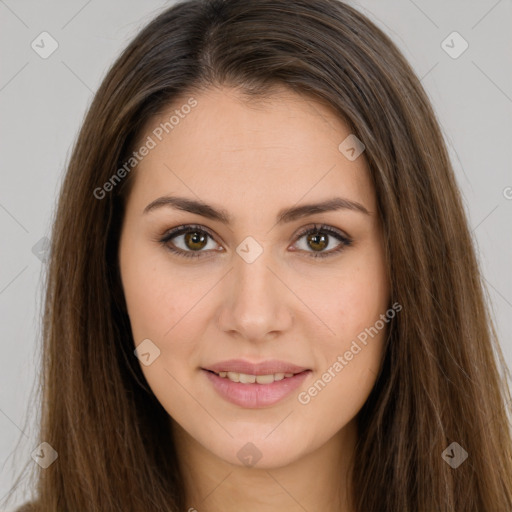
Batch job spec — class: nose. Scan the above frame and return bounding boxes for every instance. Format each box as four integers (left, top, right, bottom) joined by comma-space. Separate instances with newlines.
216, 246, 294, 343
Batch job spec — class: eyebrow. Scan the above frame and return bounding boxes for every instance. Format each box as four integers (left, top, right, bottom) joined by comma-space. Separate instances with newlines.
143, 195, 370, 224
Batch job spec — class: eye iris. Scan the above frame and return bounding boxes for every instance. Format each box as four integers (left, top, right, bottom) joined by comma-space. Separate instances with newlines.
307, 232, 328, 251
185, 231, 207, 251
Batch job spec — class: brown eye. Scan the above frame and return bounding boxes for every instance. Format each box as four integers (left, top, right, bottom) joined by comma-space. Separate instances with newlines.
292, 224, 352, 259
159, 223, 351, 261
159, 224, 221, 259
306, 232, 328, 252
184, 231, 208, 251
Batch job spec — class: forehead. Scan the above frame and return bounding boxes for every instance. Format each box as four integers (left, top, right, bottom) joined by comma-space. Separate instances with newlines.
127, 86, 375, 216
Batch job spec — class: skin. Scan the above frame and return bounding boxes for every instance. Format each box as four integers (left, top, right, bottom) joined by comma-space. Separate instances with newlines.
118, 86, 390, 512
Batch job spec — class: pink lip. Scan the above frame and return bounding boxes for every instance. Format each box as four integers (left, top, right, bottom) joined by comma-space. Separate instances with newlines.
202, 359, 311, 408
204, 359, 309, 375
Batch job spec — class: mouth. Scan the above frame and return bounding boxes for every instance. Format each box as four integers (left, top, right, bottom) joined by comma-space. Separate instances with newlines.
201, 359, 312, 408
203, 358, 310, 377
203, 368, 308, 384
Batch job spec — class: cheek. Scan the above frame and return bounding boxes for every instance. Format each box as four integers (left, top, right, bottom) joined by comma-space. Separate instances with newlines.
119, 245, 203, 417
119, 238, 210, 375
301, 338, 384, 439
312, 242, 389, 351
302, 289, 389, 431
120, 253, 170, 342
120, 234, 193, 342
301, 240, 389, 410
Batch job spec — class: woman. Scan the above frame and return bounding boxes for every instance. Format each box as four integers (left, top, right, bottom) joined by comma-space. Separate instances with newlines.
7, 0, 512, 510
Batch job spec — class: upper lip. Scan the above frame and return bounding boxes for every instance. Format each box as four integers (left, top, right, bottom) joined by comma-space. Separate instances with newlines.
203, 359, 310, 376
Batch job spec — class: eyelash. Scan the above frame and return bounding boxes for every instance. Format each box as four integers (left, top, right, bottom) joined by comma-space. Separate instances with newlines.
158, 223, 352, 260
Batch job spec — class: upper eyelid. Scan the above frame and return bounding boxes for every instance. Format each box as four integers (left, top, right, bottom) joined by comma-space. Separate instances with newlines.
294, 223, 350, 240
163, 224, 219, 243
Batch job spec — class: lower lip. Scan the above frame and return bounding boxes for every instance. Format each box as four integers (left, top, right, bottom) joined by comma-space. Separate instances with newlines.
203, 369, 311, 408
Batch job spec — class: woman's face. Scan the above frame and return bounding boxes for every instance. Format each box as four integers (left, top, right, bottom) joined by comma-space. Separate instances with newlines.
118, 86, 390, 468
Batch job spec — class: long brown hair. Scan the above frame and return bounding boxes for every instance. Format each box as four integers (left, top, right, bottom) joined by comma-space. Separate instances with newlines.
5, 0, 512, 510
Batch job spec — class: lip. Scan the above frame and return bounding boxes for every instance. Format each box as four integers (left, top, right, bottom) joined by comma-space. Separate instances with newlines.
204, 359, 310, 376
201, 359, 312, 408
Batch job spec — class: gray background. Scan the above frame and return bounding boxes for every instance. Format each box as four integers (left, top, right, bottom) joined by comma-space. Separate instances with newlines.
1, 0, 511, 509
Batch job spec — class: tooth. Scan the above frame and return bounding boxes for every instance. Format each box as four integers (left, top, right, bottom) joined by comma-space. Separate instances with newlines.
227, 371, 240, 382
239, 373, 256, 384
256, 374, 275, 384
217, 371, 297, 383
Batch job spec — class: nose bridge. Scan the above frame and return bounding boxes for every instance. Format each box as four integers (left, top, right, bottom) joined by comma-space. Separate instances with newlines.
236, 246, 275, 298
217, 240, 292, 340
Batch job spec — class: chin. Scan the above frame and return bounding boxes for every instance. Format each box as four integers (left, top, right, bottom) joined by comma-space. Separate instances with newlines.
210, 434, 309, 470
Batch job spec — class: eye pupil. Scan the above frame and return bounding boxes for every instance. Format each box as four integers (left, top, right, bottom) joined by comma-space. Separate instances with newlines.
307, 232, 328, 251
185, 231, 207, 251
